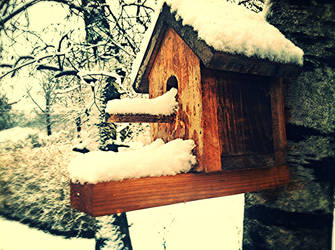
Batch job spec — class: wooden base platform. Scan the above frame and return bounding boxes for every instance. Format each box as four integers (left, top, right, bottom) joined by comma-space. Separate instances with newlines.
70, 165, 290, 217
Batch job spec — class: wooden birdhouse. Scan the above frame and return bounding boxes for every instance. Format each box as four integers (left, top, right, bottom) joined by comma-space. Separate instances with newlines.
70, 1, 303, 216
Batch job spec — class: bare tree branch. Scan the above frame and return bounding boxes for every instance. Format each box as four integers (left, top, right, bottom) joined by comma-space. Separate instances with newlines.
54, 70, 78, 78
0, 53, 65, 79
0, 0, 83, 31
26, 88, 45, 113
36, 65, 61, 71
0, 0, 42, 28
0, 63, 12, 68
104, 5, 137, 54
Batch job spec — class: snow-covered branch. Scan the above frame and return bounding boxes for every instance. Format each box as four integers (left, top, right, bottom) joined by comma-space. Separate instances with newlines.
0, 52, 66, 79
0, 0, 42, 28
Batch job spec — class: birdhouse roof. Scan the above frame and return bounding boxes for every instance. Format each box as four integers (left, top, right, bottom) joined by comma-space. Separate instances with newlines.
131, 0, 304, 93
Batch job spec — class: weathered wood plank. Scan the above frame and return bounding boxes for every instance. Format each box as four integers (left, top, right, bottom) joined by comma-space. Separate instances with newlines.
148, 27, 205, 171
203, 71, 275, 169
200, 68, 222, 172
107, 113, 175, 123
270, 77, 287, 165
219, 72, 274, 156
70, 165, 290, 217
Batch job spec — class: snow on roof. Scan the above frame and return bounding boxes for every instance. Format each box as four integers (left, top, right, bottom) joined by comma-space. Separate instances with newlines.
68, 138, 196, 184
105, 88, 178, 115
129, 0, 303, 87
166, 0, 303, 65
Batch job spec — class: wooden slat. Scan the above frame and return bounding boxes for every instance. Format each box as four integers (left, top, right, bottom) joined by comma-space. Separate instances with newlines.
108, 113, 175, 123
270, 77, 287, 165
201, 68, 222, 172
217, 72, 274, 157
70, 165, 290, 217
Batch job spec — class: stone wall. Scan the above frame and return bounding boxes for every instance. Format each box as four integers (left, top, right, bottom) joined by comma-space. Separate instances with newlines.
243, 1, 335, 249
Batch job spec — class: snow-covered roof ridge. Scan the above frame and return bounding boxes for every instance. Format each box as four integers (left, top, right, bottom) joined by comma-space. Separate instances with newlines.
68, 138, 196, 184
166, 0, 303, 65
131, 0, 303, 93
105, 88, 178, 116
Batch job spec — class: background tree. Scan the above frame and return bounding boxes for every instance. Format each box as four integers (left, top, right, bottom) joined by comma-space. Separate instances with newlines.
1, 0, 155, 249
0, 94, 14, 130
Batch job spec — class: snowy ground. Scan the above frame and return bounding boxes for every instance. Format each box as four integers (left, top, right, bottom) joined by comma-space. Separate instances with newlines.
0, 216, 95, 250
128, 194, 244, 250
0, 195, 243, 250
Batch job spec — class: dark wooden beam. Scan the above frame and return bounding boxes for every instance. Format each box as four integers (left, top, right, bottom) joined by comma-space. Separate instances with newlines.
107, 113, 176, 123
70, 165, 290, 216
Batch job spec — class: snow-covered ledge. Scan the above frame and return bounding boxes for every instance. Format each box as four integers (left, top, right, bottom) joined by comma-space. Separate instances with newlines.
68, 138, 196, 184
106, 88, 178, 123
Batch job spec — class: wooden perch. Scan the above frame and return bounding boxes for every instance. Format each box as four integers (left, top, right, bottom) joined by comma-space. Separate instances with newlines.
108, 113, 176, 123
70, 164, 290, 216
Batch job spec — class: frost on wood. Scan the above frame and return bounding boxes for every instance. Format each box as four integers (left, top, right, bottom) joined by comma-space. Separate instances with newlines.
105, 88, 178, 115
68, 138, 196, 184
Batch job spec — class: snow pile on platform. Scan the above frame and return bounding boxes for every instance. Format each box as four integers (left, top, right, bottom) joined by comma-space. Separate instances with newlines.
68, 138, 196, 184
106, 88, 178, 115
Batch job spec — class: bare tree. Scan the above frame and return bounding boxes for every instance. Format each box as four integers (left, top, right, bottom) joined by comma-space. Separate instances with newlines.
1, 1, 155, 249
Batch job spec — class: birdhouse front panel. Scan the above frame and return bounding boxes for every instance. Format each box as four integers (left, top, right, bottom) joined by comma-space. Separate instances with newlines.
148, 27, 210, 172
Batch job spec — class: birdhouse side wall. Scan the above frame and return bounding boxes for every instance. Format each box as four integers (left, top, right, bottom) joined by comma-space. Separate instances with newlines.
148, 27, 205, 172
201, 68, 276, 170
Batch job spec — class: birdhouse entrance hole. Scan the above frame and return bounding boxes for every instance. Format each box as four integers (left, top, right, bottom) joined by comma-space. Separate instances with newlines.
167, 75, 178, 91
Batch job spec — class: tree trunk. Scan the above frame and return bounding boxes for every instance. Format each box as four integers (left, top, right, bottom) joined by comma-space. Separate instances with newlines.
45, 92, 52, 136
96, 78, 132, 250
81, 1, 132, 249
243, 1, 335, 249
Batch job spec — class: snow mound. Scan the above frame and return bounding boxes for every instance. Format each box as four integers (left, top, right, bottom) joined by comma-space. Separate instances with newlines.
105, 88, 178, 115
0, 127, 41, 146
68, 138, 196, 184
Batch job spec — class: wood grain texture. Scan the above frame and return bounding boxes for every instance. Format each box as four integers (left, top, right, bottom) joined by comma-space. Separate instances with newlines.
200, 68, 222, 172
217, 72, 274, 157
270, 77, 287, 165
148, 27, 205, 172
107, 113, 175, 123
201, 69, 276, 169
70, 165, 290, 216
